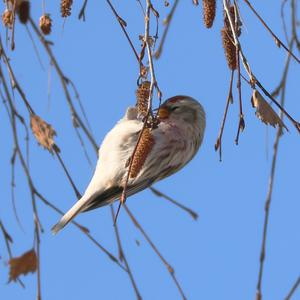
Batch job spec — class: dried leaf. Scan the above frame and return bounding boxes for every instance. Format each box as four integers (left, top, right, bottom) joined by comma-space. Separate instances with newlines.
30, 114, 57, 153
251, 90, 287, 130
8, 249, 37, 282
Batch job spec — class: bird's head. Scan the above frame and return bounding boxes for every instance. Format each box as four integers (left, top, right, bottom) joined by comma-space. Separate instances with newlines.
158, 96, 206, 130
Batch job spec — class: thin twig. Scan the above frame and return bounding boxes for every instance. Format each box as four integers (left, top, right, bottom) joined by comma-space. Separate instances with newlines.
0, 220, 25, 288
106, 0, 140, 62
67, 77, 94, 135
34, 224, 42, 300
54, 147, 82, 199
223, 1, 300, 134
35, 191, 125, 270
74, 126, 93, 166
78, 0, 89, 21
25, 25, 45, 71
0, 38, 35, 114
110, 206, 142, 300
0, 65, 124, 272
285, 276, 300, 300
10, 147, 23, 230
150, 187, 198, 220
255, 40, 293, 300
215, 69, 234, 161
124, 204, 187, 300
234, 44, 245, 145
242, 0, 300, 64
29, 18, 144, 296
28, 17, 99, 153
10, 0, 16, 50
155, 0, 179, 59
255, 125, 282, 300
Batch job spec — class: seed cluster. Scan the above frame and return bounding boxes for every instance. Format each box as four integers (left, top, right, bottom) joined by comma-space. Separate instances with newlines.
2, 9, 13, 28
202, 0, 216, 29
17, 0, 30, 24
221, 6, 238, 70
39, 14, 52, 35
129, 128, 155, 179
61, 0, 73, 18
136, 81, 151, 117
221, 27, 236, 70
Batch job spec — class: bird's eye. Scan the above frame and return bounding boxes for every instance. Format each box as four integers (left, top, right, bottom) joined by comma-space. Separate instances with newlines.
171, 106, 179, 111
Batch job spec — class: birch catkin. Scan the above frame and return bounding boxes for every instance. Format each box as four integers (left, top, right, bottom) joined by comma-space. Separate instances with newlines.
136, 81, 151, 117
202, 0, 216, 28
61, 0, 73, 18
129, 128, 154, 178
221, 27, 237, 70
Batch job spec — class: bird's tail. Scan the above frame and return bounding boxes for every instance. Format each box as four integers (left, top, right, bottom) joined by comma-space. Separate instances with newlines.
51, 194, 94, 235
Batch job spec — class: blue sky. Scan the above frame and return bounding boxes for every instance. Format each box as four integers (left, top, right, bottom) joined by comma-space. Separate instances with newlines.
1, 1, 299, 299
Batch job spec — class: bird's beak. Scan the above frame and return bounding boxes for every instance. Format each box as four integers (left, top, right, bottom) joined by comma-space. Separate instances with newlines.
158, 106, 170, 119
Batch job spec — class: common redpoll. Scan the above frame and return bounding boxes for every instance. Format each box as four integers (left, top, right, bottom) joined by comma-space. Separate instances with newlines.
52, 96, 206, 234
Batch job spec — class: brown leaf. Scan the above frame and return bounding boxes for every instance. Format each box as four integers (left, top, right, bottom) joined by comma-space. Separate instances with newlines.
8, 249, 37, 282
251, 90, 287, 130
30, 114, 57, 153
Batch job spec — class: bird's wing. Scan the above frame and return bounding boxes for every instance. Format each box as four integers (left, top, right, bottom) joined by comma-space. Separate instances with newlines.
51, 117, 145, 234
82, 178, 154, 212
52, 115, 185, 234
51, 178, 154, 234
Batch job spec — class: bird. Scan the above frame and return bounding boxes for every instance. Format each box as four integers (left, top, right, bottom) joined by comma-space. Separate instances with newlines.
52, 95, 206, 234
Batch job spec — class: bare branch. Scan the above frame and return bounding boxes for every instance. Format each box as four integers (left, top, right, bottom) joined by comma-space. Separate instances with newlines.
215, 70, 234, 160
285, 276, 300, 300
78, 0, 89, 21
124, 204, 187, 300
155, 0, 179, 59
110, 206, 142, 300
106, 0, 140, 62
242, 0, 300, 63
255, 39, 293, 300
150, 187, 198, 220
